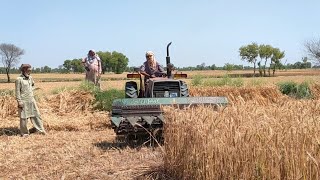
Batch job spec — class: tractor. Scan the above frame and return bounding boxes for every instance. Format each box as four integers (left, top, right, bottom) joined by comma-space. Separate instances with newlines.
110, 42, 228, 144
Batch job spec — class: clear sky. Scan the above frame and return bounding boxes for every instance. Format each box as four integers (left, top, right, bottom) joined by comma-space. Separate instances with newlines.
1, 0, 319, 68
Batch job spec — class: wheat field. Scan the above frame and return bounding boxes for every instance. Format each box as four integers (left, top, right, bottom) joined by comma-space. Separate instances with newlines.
0, 70, 320, 179
164, 85, 320, 179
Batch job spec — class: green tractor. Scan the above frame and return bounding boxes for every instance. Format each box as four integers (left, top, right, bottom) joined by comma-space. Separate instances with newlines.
111, 42, 228, 143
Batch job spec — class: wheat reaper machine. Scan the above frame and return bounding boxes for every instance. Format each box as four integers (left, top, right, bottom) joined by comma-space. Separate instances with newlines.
111, 42, 228, 141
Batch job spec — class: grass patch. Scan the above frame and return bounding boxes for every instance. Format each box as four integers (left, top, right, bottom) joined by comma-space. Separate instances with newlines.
79, 81, 125, 111
191, 74, 204, 86
296, 82, 313, 99
249, 78, 265, 86
277, 81, 312, 99
202, 75, 244, 87
51, 81, 99, 94
93, 89, 125, 111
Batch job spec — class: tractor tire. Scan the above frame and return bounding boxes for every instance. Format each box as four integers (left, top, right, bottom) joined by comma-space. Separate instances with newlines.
180, 80, 189, 97
125, 81, 138, 98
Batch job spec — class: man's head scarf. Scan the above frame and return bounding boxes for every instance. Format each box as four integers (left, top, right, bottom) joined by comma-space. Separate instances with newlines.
20, 64, 31, 72
87, 49, 99, 64
146, 51, 157, 69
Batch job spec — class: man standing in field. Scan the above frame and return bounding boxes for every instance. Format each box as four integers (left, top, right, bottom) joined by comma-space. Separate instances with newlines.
82, 49, 102, 88
15, 64, 46, 137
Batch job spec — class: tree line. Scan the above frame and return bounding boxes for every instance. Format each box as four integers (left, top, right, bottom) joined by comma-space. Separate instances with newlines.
239, 43, 285, 76
239, 41, 320, 76
1, 59, 313, 75
176, 59, 313, 72
1, 39, 320, 82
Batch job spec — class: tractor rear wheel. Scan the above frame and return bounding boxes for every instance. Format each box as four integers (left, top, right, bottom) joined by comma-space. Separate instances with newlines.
125, 81, 138, 98
180, 80, 189, 97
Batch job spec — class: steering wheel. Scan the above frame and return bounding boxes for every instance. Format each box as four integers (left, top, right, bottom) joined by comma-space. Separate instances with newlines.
154, 72, 167, 78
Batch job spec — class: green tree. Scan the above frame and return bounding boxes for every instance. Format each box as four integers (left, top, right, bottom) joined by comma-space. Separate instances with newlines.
287, 59, 311, 69
33, 67, 41, 73
42, 65, 52, 73
97, 51, 112, 74
110, 51, 129, 74
301, 57, 311, 69
223, 63, 234, 72
196, 63, 206, 70
239, 42, 259, 76
71, 59, 84, 73
210, 64, 216, 70
259, 44, 273, 76
271, 48, 285, 76
63, 50, 129, 74
0, 43, 25, 82
63, 60, 72, 72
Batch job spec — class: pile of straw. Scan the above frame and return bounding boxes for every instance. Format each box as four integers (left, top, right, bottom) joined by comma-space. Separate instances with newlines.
0, 90, 108, 133
39, 90, 94, 115
0, 95, 16, 118
310, 83, 320, 99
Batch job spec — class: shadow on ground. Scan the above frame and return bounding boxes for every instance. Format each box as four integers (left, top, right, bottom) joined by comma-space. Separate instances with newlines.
0, 127, 45, 136
94, 136, 163, 150
0, 127, 20, 136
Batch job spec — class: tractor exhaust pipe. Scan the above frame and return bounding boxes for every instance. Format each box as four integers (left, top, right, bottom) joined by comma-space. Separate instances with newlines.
166, 42, 172, 78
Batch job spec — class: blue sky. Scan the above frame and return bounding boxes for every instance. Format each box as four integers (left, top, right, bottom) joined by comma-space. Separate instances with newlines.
1, 0, 319, 68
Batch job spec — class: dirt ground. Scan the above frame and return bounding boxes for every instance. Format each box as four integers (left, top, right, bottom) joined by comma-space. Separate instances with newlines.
0, 117, 163, 180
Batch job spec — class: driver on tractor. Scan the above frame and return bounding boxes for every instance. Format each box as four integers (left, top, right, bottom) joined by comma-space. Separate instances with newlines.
140, 51, 166, 80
